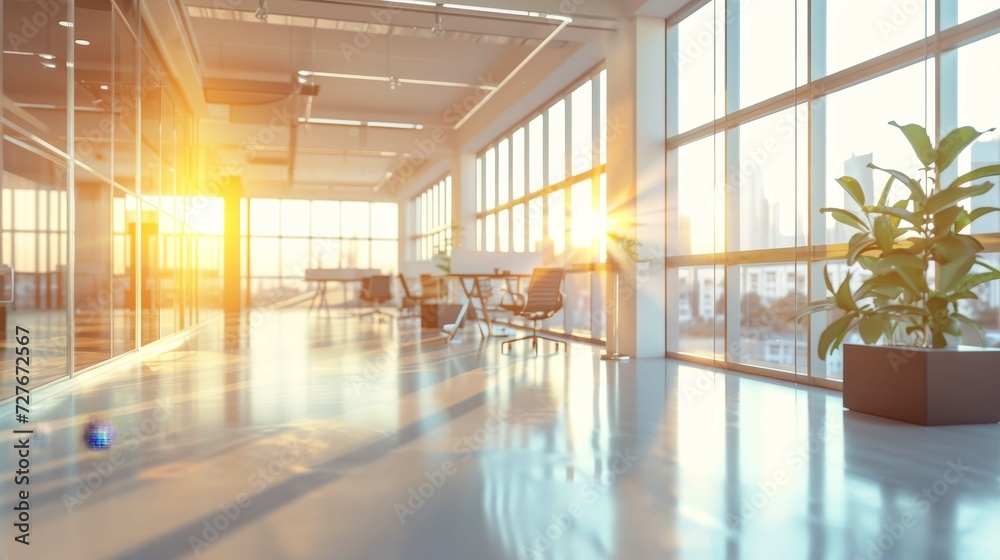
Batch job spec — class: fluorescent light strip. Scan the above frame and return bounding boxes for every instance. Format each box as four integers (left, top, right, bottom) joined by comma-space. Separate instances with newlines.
300, 70, 494, 91
299, 117, 424, 130
392, 0, 437, 5
368, 0, 573, 129
453, 13, 571, 129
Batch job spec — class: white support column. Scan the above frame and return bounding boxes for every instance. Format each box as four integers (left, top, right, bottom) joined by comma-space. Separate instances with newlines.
605, 17, 668, 359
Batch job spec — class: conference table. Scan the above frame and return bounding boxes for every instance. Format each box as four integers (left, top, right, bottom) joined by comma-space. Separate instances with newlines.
439, 272, 531, 342
305, 268, 378, 315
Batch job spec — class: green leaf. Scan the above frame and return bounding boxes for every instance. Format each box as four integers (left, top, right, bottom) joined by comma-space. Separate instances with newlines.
925, 181, 995, 215
823, 264, 834, 295
863, 205, 924, 227
847, 237, 878, 265
818, 313, 857, 360
795, 299, 839, 321
872, 215, 896, 253
835, 274, 858, 311
869, 164, 925, 202
953, 313, 986, 346
936, 126, 996, 172
932, 205, 964, 235
946, 164, 1000, 191
954, 271, 1000, 292
876, 175, 895, 207
871, 253, 928, 274
878, 304, 931, 317
934, 234, 983, 293
958, 206, 1000, 232
836, 176, 867, 207
856, 255, 879, 270
889, 121, 935, 167
858, 314, 890, 344
822, 207, 869, 232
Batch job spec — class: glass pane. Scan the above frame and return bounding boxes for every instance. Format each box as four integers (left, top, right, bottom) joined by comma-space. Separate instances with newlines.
821, 62, 932, 245
74, 166, 112, 371
114, 12, 137, 192
570, 180, 593, 255
485, 213, 496, 252
733, 263, 806, 372
371, 240, 398, 274
485, 148, 496, 210
2, 139, 70, 389
739, 0, 799, 108
512, 129, 526, 199
513, 204, 526, 253
955, 35, 1000, 236
571, 81, 593, 174
529, 115, 545, 192
371, 202, 399, 239
821, 0, 930, 77
672, 135, 721, 255
281, 238, 310, 278
548, 100, 567, 184
944, 0, 1000, 28
672, 266, 724, 359
76, 0, 115, 170
280, 199, 310, 237
250, 238, 279, 278
498, 209, 509, 253
671, 1, 723, 133
599, 70, 608, 165
250, 199, 280, 236
498, 139, 509, 205
113, 190, 136, 356
733, 108, 804, 251
528, 197, 543, 253
341, 201, 370, 238
549, 190, 565, 257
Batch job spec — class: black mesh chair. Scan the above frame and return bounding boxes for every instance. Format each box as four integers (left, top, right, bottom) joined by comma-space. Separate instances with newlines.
500, 268, 566, 354
360, 275, 393, 322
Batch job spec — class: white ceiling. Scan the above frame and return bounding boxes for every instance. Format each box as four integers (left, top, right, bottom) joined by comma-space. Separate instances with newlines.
184, 0, 626, 200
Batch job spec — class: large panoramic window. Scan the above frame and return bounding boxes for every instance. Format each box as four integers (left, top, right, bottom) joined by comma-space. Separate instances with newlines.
243, 199, 398, 305
411, 176, 452, 260
477, 69, 607, 265
666, 1, 1000, 385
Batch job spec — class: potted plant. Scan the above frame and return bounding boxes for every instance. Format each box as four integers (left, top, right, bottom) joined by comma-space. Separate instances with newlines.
799, 121, 1000, 425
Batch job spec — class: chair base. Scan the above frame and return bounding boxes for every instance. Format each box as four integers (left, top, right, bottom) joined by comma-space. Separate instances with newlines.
359, 309, 394, 323
500, 331, 567, 355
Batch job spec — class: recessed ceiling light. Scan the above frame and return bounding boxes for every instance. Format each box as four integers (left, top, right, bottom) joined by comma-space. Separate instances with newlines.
75, 39, 91, 46
58, 20, 73, 27
41, 62, 57, 69
39, 53, 56, 60
100, 85, 109, 90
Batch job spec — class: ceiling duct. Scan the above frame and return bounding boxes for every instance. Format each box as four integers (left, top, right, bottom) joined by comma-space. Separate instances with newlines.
203, 78, 319, 105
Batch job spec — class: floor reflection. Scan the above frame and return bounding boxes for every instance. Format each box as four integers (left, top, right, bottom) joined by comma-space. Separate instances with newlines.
2, 308, 999, 559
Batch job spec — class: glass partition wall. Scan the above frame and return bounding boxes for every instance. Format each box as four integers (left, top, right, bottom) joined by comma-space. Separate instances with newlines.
666, 1, 1000, 385
1, 0, 217, 393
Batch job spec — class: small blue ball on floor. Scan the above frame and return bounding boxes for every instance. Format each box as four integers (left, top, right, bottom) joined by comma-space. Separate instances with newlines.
83, 419, 117, 450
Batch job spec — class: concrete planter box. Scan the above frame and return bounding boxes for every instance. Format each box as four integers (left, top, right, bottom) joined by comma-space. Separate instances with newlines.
843, 344, 1000, 425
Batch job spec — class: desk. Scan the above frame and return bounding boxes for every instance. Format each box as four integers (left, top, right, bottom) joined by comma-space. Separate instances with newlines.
441, 273, 531, 342
305, 269, 378, 314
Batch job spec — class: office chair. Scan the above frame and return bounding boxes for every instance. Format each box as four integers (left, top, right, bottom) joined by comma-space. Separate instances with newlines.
500, 268, 566, 354
397, 274, 422, 318
419, 274, 446, 301
359, 275, 393, 322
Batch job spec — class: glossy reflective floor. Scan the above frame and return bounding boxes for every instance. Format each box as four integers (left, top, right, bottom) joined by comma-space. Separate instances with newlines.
3, 309, 1000, 559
